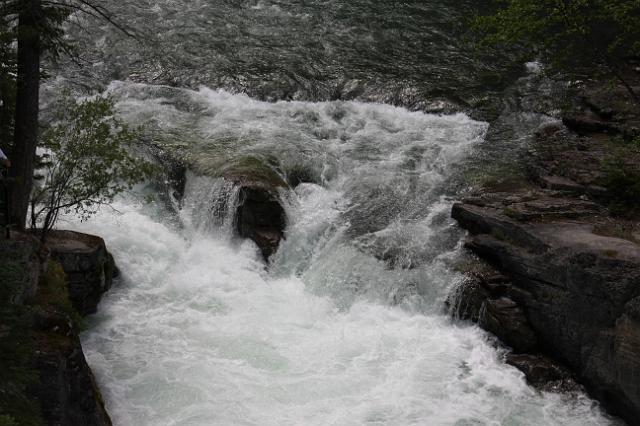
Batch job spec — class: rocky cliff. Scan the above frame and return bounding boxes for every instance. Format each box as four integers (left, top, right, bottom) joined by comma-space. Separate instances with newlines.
46, 230, 116, 316
450, 79, 640, 424
0, 231, 115, 426
452, 195, 640, 420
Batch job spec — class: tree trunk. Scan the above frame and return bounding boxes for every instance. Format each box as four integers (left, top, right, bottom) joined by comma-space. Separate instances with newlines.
9, 0, 41, 230
0, 73, 15, 149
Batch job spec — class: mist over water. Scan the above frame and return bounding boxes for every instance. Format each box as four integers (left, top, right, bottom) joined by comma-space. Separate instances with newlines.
48, 0, 621, 424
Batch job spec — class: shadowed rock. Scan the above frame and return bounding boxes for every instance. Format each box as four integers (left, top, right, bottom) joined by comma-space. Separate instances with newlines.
0, 234, 113, 426
31, 307, 112, 426
46, 230, 116, 316
505, 353, 581, 393
452, 195, 640, 423
233, 182, 287, 262
0, 237, 43, 305
214, 158, 289, 261
448, 269, 537, 353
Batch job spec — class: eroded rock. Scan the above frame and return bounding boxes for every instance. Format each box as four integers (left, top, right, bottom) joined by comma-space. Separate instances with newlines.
46, 230, 116, 316
482, 297, 538, 353
448, 269, 537, 353
505, 353, 581, 393
0, 238, 42, 305
235, 185, 287, 261
452, 196, 640, 423
0, 237, 113, 426
31, 308, 112, 426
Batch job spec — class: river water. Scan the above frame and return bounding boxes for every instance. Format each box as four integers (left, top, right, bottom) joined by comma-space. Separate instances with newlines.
52, 1, 620, 425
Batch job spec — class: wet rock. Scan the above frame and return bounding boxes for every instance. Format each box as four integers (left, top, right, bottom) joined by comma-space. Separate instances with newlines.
0, 239, 42, 305
562, 113, 620, 135
208, 157, 289, 261
452, 199, 640, 423
46, 230, 116, 316
481, 297, 538, 353
148, 144, 187, 201
1, 238, 112, 426
31, 308, 112, 426
447, 277, 489, 322
505, 353, 581, 393
233, 184, 286, 261
449, 271, 537, 353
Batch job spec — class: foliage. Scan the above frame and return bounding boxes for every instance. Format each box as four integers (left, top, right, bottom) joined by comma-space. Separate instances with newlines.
473, 0, 640, 102
0, 305, 43, 426
0, 11, 16, 150
0, 415, 18, 426
38, 260, 84, 328
1, 0, 129, 60
599, 136, 640, 216
30, 96, 155, 240
602, 161, 640, 217
0, 260, 79, 426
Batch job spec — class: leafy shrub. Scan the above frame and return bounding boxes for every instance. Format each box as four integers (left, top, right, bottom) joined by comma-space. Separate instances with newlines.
30, 95, 156, 241
474, 0, 640, 103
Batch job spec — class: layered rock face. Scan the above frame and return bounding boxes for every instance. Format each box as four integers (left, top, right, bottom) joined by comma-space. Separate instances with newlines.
31, 306, 112, 426
46, 230, 116, 315
0, 237, 43, 305
0, 231, 115, 426
451, 194, 640, 423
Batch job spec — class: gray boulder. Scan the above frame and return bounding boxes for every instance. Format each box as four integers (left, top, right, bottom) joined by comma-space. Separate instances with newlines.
452, 196, 640, 423
46, 230, 116, 316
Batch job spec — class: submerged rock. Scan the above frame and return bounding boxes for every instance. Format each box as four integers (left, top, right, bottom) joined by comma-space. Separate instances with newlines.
147, 143, 188, 202
46, 230, 116, 316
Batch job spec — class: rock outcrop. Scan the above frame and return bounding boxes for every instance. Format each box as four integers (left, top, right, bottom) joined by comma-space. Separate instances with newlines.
156, 147, 290, 261
451, 193, 640, 423
221, 161, 288, 261
235, 184, 287, 260
0, 236, 43, 305
46, 230, 116, 316
0, 231, 115, 425
30, 306, 112, 426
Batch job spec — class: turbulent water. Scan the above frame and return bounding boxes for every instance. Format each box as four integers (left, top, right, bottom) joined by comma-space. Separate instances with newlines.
50, 0, 620, 425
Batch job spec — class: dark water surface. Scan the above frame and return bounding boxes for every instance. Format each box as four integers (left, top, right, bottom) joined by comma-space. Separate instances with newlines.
61, 0, 516, 109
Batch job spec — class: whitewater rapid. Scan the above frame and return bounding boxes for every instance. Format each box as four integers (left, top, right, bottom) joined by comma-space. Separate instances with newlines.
62, 87, 617, 425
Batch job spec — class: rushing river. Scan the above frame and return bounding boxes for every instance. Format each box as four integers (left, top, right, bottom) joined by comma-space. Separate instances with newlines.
51, 0, 620, 424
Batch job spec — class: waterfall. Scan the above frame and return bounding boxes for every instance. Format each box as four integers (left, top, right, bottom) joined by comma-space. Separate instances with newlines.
59, 87, 619, 426
180, 173, 242, 237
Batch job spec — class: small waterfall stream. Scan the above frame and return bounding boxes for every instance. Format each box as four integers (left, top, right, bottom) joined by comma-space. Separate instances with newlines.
180, 173, 243, 236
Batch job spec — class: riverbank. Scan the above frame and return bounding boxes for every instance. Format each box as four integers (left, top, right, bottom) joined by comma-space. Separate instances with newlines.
0, 230, 115, 426
450, 73, 640, 424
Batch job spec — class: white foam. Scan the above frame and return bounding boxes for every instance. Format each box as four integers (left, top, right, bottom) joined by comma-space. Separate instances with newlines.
63, 86, 618, 425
